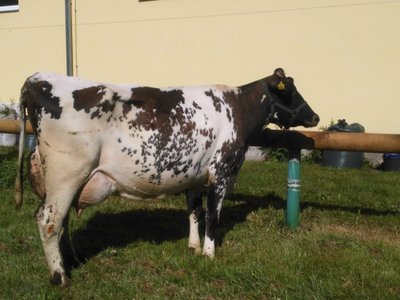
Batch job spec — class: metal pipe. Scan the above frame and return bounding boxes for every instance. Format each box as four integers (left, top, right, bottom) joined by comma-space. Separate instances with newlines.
65, 0, 73, 76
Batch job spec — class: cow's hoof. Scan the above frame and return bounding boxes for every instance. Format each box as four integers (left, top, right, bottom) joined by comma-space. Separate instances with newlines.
202, 251, 215, 259
50, 272, 70, 287
188, 246, 202, 255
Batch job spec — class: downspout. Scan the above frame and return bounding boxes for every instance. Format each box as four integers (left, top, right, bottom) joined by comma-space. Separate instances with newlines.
65, 0, 73, 76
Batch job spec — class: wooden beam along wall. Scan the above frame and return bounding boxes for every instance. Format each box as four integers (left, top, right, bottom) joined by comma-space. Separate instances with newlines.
1, 120, 400, 153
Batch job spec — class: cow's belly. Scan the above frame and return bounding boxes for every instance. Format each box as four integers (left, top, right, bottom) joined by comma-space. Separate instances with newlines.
93, 126, 219, 199
98, 165, 210, 200
95, 148, 212, 200
122, 173, 209, 200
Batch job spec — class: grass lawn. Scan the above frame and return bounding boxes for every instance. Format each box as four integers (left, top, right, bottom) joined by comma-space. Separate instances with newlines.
1, 146, 400, 299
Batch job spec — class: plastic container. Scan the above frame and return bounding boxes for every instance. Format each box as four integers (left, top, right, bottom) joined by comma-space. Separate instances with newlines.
25, 134, 37, 149
321, 120, 365, 169
382, 153, 400, 172
0, 133, 17, 146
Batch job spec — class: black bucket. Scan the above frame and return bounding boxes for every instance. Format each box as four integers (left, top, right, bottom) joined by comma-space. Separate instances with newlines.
322, 150, 364, 169
383, 153, 400, 172
321, 120, 365, 169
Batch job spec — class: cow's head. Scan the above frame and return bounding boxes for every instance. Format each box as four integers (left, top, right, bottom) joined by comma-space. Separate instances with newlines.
266, 68, 319, 129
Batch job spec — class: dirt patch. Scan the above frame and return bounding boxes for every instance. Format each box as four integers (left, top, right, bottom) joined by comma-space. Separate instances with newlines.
319, 224, 400, 247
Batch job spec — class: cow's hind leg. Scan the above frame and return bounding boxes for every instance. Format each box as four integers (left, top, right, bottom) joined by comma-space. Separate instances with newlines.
37, 195, 73, 287
187, 190, 204, 254
59, 212, 80, 270
36, 165, 86, 287
34, 138, 99, 286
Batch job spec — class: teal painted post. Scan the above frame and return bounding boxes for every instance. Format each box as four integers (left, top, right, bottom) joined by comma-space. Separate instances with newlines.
286, 149, 301, 229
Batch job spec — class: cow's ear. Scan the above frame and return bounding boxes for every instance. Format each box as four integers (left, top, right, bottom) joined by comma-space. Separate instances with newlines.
286, 77, 294, 84
270, 68, 287, 90
268, 69, 288, 91
274, 68, 286, 79
284, 77, 294, 89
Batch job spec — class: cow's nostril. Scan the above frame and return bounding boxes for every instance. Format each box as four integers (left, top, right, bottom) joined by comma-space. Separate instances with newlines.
313, 114, 320, 124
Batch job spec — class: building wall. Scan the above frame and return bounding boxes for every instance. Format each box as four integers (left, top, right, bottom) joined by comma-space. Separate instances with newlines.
1, 0, 399, 133
1, 0, 66, 96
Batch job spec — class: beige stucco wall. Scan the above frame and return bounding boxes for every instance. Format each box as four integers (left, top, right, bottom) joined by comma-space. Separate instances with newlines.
1, 0, 399, 133
1, 0, 65, 94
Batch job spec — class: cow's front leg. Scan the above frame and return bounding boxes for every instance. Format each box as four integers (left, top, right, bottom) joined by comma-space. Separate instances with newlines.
187, 190, 203, 254
203, 183, 226, 257
37, 201, 70, 287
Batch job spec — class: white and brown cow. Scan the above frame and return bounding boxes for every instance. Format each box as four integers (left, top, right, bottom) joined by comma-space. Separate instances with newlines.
15, 68, 319, 286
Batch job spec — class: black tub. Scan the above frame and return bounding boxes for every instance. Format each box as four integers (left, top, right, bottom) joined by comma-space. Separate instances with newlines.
383, 153, 400, 172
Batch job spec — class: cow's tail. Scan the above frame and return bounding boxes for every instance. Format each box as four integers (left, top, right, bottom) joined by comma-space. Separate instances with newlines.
15, 84, 28, 210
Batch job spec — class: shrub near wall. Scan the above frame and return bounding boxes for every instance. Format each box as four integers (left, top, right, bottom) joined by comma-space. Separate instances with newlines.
0, 103, 18, 146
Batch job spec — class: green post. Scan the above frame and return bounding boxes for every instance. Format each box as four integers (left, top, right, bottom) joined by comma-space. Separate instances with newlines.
286, 149, 301, 229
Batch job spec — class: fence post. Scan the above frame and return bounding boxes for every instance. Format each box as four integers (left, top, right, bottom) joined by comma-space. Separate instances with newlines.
286, 149, 301, 229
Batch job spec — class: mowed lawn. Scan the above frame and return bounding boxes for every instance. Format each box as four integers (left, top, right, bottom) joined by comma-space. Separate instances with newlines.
1, 149, 400, 299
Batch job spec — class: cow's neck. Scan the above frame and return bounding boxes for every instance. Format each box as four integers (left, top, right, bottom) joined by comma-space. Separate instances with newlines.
237, 78, 271, 142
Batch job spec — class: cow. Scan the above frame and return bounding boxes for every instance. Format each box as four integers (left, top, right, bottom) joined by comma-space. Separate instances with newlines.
15, 68, 319, 286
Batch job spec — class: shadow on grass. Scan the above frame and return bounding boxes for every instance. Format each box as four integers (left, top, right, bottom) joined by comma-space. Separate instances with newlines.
68, 191, 398, 273
69, 192, 284, 269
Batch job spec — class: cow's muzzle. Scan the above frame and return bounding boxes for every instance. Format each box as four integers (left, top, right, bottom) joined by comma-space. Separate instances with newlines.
303, 114, 320, 127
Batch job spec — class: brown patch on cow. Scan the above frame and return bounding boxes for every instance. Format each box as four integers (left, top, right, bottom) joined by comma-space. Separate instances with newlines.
25, 80, 63, 118
128, 87, 185, 133
220, 140, 232, 156
90, 99, 115, 120
28, 148, 46, 200
21, 79, 63, 137
47, 224, 55, 235
73, 86, 118, 120
73, 86, 106, 113
130, 87, 184, 112
122, 102, 132, 118
181, 120, 196, 137
199, 128, 209, 137
225, 108, 232, 122
192, 101, 201, 110
223, 90, 241, 130
205, 90, 222, 112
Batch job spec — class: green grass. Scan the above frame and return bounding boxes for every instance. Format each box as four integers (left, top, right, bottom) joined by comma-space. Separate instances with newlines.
1, 148, 400, 299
